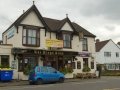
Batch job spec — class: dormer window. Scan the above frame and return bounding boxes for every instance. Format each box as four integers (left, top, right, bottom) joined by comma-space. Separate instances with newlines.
63, 33, 71, 48
22, 26, 40, 47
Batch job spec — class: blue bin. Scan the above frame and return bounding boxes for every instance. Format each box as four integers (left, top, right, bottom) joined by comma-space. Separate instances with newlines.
0, 70, 13, 81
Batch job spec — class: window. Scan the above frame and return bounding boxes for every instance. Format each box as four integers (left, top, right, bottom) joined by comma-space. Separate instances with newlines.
41, 67, 48, 72
1, 55, 9, 68
83, 58, 88, 68
116, 52, 119, 57
18, 56, 38, 71
82, 38, 88, 51
91, 61, 94, 69
77, 61, 81, 69
23, 27, 40, 46
63, 33, 71, 48
72, 62, 76, 69
104, 52, 111, 57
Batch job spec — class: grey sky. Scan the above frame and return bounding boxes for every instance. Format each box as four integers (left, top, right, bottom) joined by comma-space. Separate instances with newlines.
0, 0, 120, 43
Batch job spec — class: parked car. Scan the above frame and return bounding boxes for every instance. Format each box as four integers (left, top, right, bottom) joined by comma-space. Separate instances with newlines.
28, 66, 65, 85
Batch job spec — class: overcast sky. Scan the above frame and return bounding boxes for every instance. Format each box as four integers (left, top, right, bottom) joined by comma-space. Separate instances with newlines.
0, 0, 120, 43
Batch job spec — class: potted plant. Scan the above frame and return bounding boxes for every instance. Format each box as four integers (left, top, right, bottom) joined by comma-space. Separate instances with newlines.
59, 67, 73, 75
23, 65, 32, 75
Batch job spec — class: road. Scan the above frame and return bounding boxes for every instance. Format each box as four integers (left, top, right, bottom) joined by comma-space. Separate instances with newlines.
1, 77, 120, 90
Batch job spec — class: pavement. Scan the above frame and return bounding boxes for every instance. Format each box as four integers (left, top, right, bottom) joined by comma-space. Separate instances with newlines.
0, 78, 99, 87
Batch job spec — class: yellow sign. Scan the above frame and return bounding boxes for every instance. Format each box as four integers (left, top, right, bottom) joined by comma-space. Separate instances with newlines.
46, 39, 63, 48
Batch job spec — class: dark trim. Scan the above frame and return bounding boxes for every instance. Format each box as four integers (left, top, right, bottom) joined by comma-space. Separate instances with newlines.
20, 24, 45, 29
17, 26, 18, 33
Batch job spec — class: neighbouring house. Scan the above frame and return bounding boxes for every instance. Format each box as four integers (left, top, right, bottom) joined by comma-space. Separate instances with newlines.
95, 39, 120, 70
0, 4, 96, 80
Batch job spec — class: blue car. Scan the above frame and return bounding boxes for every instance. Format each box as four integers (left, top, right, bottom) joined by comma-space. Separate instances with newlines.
28, 66, 65, 85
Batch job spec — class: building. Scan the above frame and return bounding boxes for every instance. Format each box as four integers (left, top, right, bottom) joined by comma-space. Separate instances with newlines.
0, 4, 96, 80
95, 39, 120, 70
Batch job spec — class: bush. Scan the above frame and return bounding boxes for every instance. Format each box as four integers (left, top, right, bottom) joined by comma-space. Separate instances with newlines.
102, 70, 120, 76
59, 67, 73, 75
82, 66, 91, 72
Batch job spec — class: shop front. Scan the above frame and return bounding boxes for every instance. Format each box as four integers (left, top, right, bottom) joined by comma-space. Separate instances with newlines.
11, 48, 78, 72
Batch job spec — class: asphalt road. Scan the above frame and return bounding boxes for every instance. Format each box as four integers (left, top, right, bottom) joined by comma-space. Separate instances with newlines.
1, 77, 120, 90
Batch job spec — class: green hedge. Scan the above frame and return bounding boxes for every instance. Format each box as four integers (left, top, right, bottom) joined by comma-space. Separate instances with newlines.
102, 70, 120, 76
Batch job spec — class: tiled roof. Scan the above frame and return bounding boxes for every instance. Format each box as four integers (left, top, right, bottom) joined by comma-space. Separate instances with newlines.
43, 17, 96, 37
95, 40, 110, 52
3, 5, 96, 37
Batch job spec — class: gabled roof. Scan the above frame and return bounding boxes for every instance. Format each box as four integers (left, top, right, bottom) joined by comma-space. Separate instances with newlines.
3, 5, 50, 34
43, 17, 96, 37
3, 4, 96, 38
72, 23, 96, 37
95, 40, 110, 52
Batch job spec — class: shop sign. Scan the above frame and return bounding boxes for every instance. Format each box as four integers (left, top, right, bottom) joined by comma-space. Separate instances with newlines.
78, 52, 91, 57
11, 61, 17, 69
7, 26, 16, 39
46, 39, 63, 48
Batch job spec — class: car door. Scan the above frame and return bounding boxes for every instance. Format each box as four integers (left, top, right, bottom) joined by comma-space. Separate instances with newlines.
48, 67, 59, 81
40, 66, 50, 82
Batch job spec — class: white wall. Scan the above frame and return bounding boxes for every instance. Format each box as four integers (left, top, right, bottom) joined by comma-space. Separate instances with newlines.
96, 40, 120, 64
61, 22, 73, 31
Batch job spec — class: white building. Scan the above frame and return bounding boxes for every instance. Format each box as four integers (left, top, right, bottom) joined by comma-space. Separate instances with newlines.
95, 39, 120, 70
0, 4, 96, 80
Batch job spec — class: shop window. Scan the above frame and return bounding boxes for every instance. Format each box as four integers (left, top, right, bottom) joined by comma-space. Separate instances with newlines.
91, 61, 94, 69
18, 56, 38, 71
77, 61, 81, 69
23, 27, 40, 47
1, 55, 9, 68
82, 38, 88, 51
72, 62, 76, 69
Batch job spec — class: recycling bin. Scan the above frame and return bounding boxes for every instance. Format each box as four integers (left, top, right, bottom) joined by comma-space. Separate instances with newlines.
0, 70, 13, 81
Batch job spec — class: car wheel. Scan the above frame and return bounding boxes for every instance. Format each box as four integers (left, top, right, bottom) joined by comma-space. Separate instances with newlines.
36, 78, 43, 85
59, 78, 64, 83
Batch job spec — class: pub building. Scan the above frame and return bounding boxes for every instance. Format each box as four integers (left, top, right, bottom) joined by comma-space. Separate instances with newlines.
0, 4, 96, 80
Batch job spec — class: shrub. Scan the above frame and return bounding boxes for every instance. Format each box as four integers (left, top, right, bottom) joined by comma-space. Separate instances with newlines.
59, 67, 73, 75
102, 70, 120, 76
23, 65, 32, 75
82, 66, 91, 72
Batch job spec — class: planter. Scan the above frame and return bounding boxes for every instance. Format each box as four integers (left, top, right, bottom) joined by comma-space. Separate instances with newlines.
65, 73, 73, 78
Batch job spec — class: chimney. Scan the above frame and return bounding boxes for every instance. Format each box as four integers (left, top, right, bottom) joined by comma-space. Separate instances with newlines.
117, 42, 120, 45
23, 10, 25, 14
96, 39, 100, 43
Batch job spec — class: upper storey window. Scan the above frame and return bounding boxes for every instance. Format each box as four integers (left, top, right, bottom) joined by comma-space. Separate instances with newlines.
22, 26, 40, 47
82, 38, 88, 51
63, 33, 71, 48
